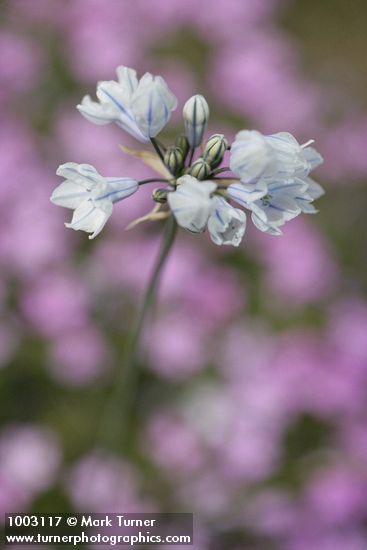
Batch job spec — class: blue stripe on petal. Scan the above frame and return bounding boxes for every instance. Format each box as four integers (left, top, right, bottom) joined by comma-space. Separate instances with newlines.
215, 209, 225, 225
99, 88, 135, 123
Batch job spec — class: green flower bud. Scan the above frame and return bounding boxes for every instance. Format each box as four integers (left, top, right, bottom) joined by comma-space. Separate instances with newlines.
186, 159, 211, 180
164, 146, 184, 176
203, 134, 228, 169
152, 188, 169, 203
174, 135, 190, 159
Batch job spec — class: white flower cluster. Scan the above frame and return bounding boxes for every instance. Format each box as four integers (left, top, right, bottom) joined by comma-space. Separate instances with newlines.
51, 65, 324, 244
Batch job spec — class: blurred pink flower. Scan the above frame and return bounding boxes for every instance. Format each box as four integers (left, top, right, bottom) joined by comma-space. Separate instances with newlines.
195, 0, 286, 41
0, 120, 69, 274
0, 473, 29, 519
258, 217, 338, 305
211, 34, 322, 133
173, 263, 243, 326
145, 312, 210, 379
91, 235, 243, 325
64, 1, 144, 81
287, 530, 367, 550
218, 323, 275, 382
48, 325, 109, 386
177, 470, 236, 519
321, 118, 367, 182
0, 425, 61, 497
133, 0, 198, 30
9, 0, 68, 26
67, 451, 152, 513
273, 331, 366, 417
304, 465, 367, 526
0, 31, 43, 100
339, 421, 367, 463
146, 414, 205, 473
327, 298, 367, 365
20, 271, 90, 337
0, 119, 45, 205
0, 183, 68, 276
243, 490, 298, 536
217, 411, 282, 481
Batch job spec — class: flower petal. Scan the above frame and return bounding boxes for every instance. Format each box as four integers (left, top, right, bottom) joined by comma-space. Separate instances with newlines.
251, 209, 283, 236
303, 176, 325, 200
116, 66, 139, 98
132, 74, 177, 138
76, 95, 116, 125
97, 81, 148, 141
228, 180, 268, 206
302, 146, 324, 171
56, 162, 104, 190
50, 180, 89, 209
230, 130, 274, 182
65, 200, 113, 239
168, 176, 216, 233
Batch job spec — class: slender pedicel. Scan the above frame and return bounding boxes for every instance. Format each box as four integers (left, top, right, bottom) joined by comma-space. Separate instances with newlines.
138, 178, 170, 186
150, 137, 165, 164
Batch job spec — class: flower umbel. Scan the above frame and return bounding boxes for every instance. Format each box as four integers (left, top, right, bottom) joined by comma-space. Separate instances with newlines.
50, 66, 326, 451
51, 66, 325, 245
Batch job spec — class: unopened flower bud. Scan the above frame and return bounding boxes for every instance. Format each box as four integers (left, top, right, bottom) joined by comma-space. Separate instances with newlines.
203, 134, 228, 169
183, 94, 209, 148
186, 159, 211, 180
152, 188, 169, 203
164, 146, 184, 176
174, 134, 190, 159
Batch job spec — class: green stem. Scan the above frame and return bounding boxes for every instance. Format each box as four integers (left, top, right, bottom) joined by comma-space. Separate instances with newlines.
150, 137, 165, 164
155, 139, 167, 152
138, 178, 169, 186
99, 216, 177, 450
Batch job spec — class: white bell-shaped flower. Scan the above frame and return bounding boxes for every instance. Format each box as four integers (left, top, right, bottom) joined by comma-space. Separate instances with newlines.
51, 163, 138, 239
131, 73, 177, 138
207, 196, 246, 246
230, 130, 324, 183
77, 66, 177, 142
167, 175, 216, 233
265, 132, 313, 178
242, 179, 310, 236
